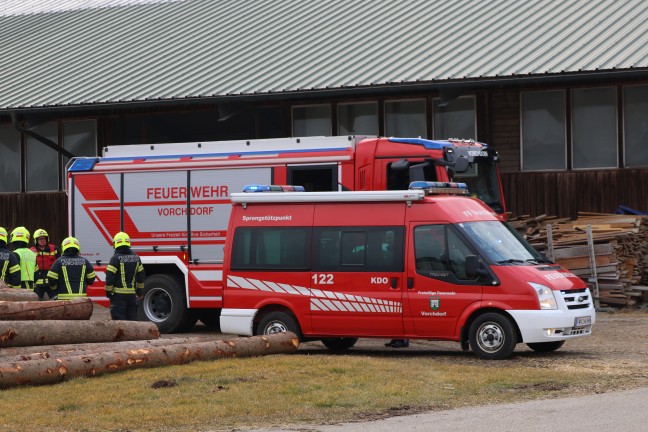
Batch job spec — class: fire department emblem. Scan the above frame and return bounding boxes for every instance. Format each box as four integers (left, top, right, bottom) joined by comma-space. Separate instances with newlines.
430, 297, 440, 310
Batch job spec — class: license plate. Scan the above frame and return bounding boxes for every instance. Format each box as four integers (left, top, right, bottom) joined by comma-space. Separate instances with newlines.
575, 316, 591, 327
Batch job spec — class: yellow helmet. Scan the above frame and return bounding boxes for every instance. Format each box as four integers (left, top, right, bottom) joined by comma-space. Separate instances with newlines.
0, 227, 7, 244
113, 232, 131, 249
61, 236, 80, 253
10, 226, 30, 243
33, 228, 49, 244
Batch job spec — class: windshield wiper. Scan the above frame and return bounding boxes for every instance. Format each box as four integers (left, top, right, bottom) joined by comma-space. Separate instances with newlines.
496, 259, 525, 264
525, 258, 552, 264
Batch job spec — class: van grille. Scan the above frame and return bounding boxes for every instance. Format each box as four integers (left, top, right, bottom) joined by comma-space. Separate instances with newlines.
560, 288, 591, 310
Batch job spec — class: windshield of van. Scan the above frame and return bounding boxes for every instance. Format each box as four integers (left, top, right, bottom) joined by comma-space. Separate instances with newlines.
456, 221, 543, 264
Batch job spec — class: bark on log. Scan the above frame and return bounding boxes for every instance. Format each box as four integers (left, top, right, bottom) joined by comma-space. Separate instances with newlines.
0, 297, 93, 321
0, 332, 299, 388
0, 336, 227, 362
0, 286, 39, 302
0, 320, 160, 347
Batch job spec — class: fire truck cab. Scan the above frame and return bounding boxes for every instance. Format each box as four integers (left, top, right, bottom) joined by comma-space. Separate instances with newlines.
221, 182, 595, 359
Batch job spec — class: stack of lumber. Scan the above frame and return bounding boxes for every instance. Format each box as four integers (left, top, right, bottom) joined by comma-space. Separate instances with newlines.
508, 212, 648, 308
0, 281, 298, 388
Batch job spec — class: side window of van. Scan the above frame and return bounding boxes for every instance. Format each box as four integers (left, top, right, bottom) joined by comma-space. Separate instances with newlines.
414, 225, 475, 281
313, 227, 404, 272
231, 227, 311, 270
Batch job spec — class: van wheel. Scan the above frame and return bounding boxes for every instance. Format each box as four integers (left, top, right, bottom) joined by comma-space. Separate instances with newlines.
196, 309, 221, 331
140, 274, 197, 333
526, 340, 565, 353
256, 311, 303, 341
321, 337, 358, 351
469, 313, 516, 360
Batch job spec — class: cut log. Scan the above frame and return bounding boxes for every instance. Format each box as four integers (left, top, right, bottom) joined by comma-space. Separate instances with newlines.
0, 286, 39, 302
0, 297, 93, 321
0, 320, 160, 347
0, 332, 299, 388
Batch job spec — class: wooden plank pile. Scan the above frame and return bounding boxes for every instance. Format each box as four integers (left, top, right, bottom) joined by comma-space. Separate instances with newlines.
508, 212, 648, 308
0, 282, 299, 388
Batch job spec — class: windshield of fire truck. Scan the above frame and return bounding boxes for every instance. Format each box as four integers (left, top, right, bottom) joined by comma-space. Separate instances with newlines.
457, 221, 542, 264
448, 159, 503, 214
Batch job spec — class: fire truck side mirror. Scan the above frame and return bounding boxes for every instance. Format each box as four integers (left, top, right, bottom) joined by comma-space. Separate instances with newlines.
453, 157, 470, 173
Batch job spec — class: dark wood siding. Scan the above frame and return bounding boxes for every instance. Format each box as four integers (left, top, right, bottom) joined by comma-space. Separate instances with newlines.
0, 192, 68, 246
502, 169, 648, 218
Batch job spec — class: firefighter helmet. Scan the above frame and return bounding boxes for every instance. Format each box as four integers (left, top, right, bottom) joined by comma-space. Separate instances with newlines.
113, 232, 131, 249
10, 226, 30, 243
33, 228, 49, 244
61, 237, 81, 253
0, 227, 7, 244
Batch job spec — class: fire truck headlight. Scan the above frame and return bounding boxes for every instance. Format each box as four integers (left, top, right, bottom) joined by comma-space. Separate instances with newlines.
529, 282, 557, 310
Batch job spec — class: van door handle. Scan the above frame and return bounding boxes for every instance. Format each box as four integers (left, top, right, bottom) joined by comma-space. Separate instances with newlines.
391, 277, 398, 289
407, 277, 414, 289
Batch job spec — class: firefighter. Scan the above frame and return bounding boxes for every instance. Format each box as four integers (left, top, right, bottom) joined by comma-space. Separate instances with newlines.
105, 232, 145, 321
47, 237, 96, 300
30, 228, 61, 300
0, 227, 20, 288
10, 227, 37, 290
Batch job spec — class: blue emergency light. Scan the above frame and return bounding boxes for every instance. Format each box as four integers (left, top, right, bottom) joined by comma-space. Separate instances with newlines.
243, 184, 306, 193
408, 181, 469, 195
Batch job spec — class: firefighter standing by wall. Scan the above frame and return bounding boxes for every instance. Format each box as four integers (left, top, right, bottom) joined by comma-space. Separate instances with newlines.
47, 237, 96, 300
10, 227, 37, 290
105, 232, 145, 321
0, 227, 20, 288
30, 228, 61, 300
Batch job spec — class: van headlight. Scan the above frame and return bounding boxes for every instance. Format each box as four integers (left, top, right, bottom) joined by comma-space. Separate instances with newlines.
529, 282, 557, 310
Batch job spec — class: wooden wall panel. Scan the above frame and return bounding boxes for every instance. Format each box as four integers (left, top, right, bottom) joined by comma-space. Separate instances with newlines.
0, 192, 68, 246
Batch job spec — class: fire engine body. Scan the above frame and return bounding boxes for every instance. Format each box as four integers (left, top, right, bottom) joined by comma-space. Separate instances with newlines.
221, 183, 595, 359
67, 136, 503, 333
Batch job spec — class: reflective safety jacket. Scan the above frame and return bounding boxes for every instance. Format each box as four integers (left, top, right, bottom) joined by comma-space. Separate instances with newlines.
30, 243, 61, 287
105, 247, 145, 296
47, 251, 96, 299
0, 246, 20, 288
14, 246, 37, 290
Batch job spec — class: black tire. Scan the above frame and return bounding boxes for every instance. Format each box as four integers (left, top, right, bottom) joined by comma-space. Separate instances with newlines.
255, 311, 303, 341
526, 340, 565, 353
196, 309, 221, 331
321, 337, 358, 351
469, 313, 517, 360
140, 274, 197, 333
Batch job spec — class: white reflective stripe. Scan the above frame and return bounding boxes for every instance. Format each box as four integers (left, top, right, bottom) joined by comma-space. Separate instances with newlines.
278, 283, 300, 295
325, 291, 338, 299
310, 299, 327, 311
192, 270, 222, 281
189, 296, 223, 301
321, 299, 339, 311
249, 279, 273, 291
265, 281, 290, 293
311, 289, 325, 298
94, 271, 106, 282
227, 275, 257, 289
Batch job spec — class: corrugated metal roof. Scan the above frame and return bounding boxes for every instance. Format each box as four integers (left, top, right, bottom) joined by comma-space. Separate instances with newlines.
0, 0, 646, 110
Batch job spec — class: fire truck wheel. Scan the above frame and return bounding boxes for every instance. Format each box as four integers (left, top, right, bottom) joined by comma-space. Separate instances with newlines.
141, 274, 198, 333
321, 337, 358, 351
469, 313, 516, 360
256, 311, 303, 341
526, 340, 565, 353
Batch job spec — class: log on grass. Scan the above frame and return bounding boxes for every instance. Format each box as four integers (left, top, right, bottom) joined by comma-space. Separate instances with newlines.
0, 320, 160, 347
0, 332, 299, 388
0, 336, 227, 362
0, 286, 39, 302
0, 297, 93, 321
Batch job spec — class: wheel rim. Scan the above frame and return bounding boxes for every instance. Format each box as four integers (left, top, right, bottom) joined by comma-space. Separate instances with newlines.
264, 320, 288, 334
144, 287, 173, 323
476, 322, 505, 353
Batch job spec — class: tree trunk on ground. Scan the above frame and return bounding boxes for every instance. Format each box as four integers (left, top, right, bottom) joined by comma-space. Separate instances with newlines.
0, 297, 93, 320
0, 286, 39, 302
0, 332, 299, 388
0, 336, 226, 362
0, 320, 160, 347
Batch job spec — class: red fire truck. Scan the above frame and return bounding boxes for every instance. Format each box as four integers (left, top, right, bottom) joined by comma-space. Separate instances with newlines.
221, 182, 594, 359
67, 135, 504, 333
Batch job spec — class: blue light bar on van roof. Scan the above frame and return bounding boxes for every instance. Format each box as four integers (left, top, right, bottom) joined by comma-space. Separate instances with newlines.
388, 138, 488, 149
409, 181, 470, 195
68, 157, 99, 172
243, 184, 306, 193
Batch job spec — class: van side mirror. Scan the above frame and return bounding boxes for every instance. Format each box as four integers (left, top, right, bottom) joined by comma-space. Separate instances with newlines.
453, 157, 470, 173
465, 255, 480, 279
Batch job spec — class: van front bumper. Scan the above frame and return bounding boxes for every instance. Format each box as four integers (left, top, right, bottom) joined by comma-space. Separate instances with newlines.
508, 309, 596, 343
